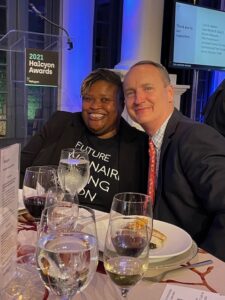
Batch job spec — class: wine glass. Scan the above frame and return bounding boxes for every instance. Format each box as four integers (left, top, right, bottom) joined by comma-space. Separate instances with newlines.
58, 148, 90, 196
36, 204, 99, 299
22, 166, 58, 223
45, 186, 79, 210
103, 192, 153, 298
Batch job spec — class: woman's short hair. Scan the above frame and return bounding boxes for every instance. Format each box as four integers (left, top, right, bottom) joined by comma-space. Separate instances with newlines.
81, 68, 124, 106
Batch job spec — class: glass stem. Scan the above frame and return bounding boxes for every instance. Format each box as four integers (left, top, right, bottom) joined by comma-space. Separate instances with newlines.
121, 288, 129, 298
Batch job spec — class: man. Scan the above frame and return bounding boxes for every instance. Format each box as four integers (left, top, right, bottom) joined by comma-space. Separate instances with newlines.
203, 78, 225, 137
20, 68, 148, 212
123, 60, 225, 261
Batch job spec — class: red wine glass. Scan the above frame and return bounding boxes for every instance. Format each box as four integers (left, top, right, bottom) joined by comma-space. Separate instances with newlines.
22, 166, 58, 223
103, 193, 153, 298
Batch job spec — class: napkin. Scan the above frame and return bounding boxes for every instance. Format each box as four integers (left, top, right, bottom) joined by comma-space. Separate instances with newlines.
160, 284, 225, 300
18, 189, 25, 211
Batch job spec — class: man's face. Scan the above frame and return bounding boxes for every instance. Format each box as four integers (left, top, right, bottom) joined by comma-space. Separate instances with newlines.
123, 64, 174, 135
82, 80, 123, 139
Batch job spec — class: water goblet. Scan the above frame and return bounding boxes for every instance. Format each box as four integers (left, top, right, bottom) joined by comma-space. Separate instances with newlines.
45, 186, 79, 214
36, 204, 98, 299
58, 148, 90, 196
110, 192, 153, 221
103, 192, 153, 298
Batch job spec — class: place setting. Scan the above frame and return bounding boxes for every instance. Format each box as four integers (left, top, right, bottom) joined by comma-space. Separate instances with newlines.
145, 220, 199, 277
1, 148, 218, 299
97, 192, 210, 298
3, 148, 95, 299
95, 193, 210, 287
143, 222, 212, 282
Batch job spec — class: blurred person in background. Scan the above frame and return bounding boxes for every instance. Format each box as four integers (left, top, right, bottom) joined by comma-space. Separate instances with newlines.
203, 79, 225, 137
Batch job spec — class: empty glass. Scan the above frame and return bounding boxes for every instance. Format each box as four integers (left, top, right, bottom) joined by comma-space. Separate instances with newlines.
45, 186, 79, 212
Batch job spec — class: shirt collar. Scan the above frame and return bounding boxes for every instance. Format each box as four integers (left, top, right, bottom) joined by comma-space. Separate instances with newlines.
151, 114, 172, 150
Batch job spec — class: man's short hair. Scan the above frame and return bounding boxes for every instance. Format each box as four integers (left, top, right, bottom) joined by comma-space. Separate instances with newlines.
81, 68, 124, 107
130, 60, 171, 86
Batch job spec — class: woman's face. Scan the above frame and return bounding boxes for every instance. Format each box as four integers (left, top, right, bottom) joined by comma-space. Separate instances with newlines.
82, 80, 123, 139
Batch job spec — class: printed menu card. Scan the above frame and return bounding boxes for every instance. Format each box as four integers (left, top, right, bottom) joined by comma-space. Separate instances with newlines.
160, 284, 225, 300
0, 144, 20, 289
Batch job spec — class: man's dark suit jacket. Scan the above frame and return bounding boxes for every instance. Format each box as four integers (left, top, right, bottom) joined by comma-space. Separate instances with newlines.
154, 109, 225, 261
20, 111, 149, 202
203, 79, 225, 137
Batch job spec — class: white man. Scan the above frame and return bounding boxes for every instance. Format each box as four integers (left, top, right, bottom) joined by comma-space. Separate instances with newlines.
123, 60, 225, 262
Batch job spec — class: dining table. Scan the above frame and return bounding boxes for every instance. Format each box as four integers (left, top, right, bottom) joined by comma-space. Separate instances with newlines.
13, 207, 225, 300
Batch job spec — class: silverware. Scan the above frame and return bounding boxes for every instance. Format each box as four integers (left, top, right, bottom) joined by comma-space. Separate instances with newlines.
143, 259, 213, 282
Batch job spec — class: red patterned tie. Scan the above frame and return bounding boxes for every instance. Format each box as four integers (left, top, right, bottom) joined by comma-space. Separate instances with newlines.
147, 139, 156, 204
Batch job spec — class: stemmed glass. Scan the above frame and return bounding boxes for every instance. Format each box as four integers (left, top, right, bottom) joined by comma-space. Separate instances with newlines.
58, 148, 90, 196
45, 186, 79, 213
103, 192, 153, 298
22, 166, 58, 223
36, 204, 99, 299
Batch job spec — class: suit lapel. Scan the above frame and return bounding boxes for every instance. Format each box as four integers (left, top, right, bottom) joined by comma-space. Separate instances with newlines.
155, 109, 182, 209
118, 119, 142, 192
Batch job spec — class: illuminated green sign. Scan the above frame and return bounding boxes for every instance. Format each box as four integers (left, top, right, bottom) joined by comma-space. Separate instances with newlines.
25, 48, 58, 87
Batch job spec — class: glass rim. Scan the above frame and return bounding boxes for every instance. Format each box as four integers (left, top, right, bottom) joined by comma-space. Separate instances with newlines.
41, 203, 95, 220
113, 192, 152, 203
61, 148, 89, 154
25, 165, 58, 173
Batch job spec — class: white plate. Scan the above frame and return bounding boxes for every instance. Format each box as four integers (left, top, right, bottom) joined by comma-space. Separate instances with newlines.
18, 189, 25, 211
147, 240, 198, 273
96, 217, 193, 262
149, 220, 192, 260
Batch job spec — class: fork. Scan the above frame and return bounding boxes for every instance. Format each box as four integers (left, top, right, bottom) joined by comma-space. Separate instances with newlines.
143, 259, 213, 282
